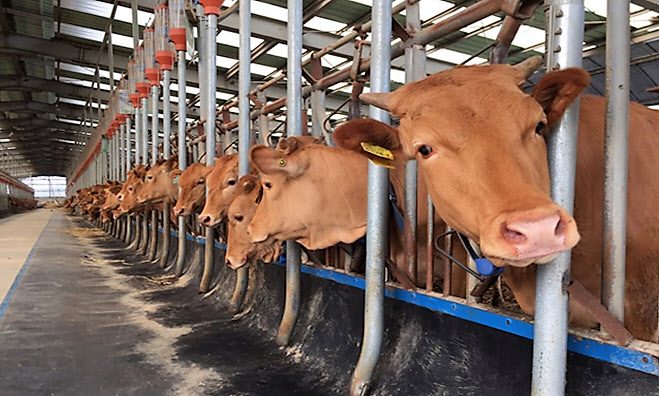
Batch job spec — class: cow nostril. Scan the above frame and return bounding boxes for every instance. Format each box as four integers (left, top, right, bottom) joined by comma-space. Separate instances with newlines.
202, 216, 211, 224
225, 259, 231, 267
502, 224, 527, 244
555, 217, 566, 236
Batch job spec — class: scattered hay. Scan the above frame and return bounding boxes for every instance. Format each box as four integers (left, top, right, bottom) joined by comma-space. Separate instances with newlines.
61, 228, 105, 238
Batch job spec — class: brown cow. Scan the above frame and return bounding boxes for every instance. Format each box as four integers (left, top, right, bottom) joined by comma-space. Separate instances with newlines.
172, 163, 213, 216
198, 154, 239, 227
117, 165, 147, 214
199, 137, 325, 227
225, 174, 283, 269
247, 136, 454, 288
334, 59, 658, 341
136, 155, 179, 205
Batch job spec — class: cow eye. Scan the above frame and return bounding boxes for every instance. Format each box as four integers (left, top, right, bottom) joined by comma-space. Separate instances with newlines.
147, 176, 153, 180
535, 121, 546, 135
233, 214, 244, 222
227, 179, 236, 186
197, 178, 205, 185
128, 187, 133, 191
264, 182, 273, 189
418, 145, 433, 158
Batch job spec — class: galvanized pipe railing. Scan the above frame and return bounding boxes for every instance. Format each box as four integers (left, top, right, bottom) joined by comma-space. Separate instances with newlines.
160, 68, 172, 268
175, 48, 187, 277
200, 8, 218, 294
602, 0, 629, 327
139, 96, 150, 255
124, 117, 133, 244
127, 106, 141, 250
275, 0, 303, 347
349, 0, 391, 393
218, 0, 507, 132
148, 83, 160, 261
402, 0, 426, 286
228, 0, 252, 314
531, 1, 584, 394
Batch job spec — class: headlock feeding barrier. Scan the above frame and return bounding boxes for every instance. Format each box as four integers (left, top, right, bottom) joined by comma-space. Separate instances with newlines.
63, 1, 658, 395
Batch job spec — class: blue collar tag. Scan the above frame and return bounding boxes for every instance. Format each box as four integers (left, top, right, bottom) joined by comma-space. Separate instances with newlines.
173, 175, 180, 185
475, 258, 505, 276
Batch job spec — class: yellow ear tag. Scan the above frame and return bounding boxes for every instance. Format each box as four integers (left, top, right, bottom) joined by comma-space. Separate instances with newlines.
360, 142, 394, 160
368, 158, 395, 169
278, 158, 286, 167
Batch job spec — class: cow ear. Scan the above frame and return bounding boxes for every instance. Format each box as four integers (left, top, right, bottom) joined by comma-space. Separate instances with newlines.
241, 176, 256, 193
334, 118, 407, 166
531, 68, 590, 126
250, 145, 309, 178
214, 154, 236, 168
276, 137, 299, 155
165, 155, 178, 171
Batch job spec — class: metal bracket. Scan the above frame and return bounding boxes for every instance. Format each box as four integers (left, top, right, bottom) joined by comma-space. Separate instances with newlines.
564, 280, 633, 346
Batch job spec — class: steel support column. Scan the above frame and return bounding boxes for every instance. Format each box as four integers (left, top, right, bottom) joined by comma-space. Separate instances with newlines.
602, 0, 630, 325
532, 1, 584, 394
275, 0, 303, 348
349, 0, 391, 393
125, 117, 134, 244
160, 69, 172, 268
175, 49, 187, 277
140, 96, 150, 254
148, 84, 160, 261
200, 12, 217, 294
229, 0, 252, 314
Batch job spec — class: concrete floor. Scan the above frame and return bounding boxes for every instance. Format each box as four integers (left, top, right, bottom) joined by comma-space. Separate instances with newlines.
0, 209, 53, 305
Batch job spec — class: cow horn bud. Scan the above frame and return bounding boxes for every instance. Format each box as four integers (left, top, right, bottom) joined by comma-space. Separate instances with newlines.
513, 55, 543, 79
359, 92, 391, 111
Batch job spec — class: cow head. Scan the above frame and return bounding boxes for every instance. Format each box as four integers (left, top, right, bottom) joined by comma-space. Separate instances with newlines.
225, 175, 283, 269
172, 163, 212, 216
247, 140, 368, 250
117, 165, 147, 214
334, 58, 588, 267
136, 155, 179, 205
198, 154, 239, 227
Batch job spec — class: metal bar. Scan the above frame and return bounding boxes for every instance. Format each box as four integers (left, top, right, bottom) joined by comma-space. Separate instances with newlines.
148, 84, 160, 261
349, 0, 391, 393
403, 0, 425, 286
200, 11, 218, 294
310, 90, 325, 138
140, 96, 149, 254
125, 117, 133, 243
160, 69, 172, 268
131, 0, 139, 49
229, 0, 252, 314
602, 0, 629, 325
532, 1, 584, 394
275, 0, 303, 346
175, 49, 187, 277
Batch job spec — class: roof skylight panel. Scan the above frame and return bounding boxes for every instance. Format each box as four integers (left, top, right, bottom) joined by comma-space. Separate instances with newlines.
251, 1, 288, 21
304, 17, 347, 34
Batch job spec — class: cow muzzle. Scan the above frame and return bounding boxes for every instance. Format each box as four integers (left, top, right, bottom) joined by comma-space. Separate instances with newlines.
480, 207, 580, 267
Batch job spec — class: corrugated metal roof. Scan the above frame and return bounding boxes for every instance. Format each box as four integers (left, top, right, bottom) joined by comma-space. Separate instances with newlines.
1, 0, 659, 178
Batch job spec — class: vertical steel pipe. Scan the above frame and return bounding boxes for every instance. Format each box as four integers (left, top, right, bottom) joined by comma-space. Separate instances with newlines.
175, 49, 187, 277
160, 69, 172, 268
200, 12, 217, 294
125, 117, 133, 244
310, 90, 325, 138
257, 90, 269, 144
532, 1, 584, 395
275, 0, 303, 348
602, 0, 629, 324
349, 0, 391, 393
128, 107, 141, 250
402, 0, 426, 286
148, 84, 160, 261
229, 0, 252, 314
140, 96, 150, 255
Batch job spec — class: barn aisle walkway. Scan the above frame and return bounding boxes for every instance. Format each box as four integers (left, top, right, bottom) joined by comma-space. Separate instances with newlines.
0, 210, 338, 396
0, 209, 54, 305
0, 211, 178, 395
